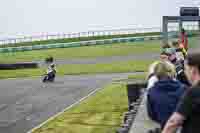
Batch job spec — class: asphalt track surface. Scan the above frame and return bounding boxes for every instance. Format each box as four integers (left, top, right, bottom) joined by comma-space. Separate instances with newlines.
0, 73, 138, 133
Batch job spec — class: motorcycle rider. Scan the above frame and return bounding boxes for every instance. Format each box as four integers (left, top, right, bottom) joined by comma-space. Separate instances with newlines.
43, 63, 56, 82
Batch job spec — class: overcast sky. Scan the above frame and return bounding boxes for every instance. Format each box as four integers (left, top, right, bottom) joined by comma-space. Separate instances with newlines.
0, 0, 199, 38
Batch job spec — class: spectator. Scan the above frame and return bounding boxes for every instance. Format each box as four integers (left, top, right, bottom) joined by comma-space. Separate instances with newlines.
178, 28, 188, 51
162, 43, 171, 49
160, 52, 170, 62
171, 41, 186, 61
147, 61, 159, 89
164, 48, 177, 64
162, 52, 200, 133
147, 52, 172, 89
164, 48, 190, 86
147, 61, 185, 129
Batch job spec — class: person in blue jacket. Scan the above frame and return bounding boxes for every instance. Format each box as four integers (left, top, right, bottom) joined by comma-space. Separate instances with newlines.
147, 61, 185, 129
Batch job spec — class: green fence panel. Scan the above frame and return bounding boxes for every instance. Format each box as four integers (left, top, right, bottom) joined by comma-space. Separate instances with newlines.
134, 37, 145, 41
104, 40, 112, 44
33, 45, 42, 50
16, 47, 23, 52
0, 48, 8, 53
0, 49, 4, 53
62, 43, 70, 48
23, 46, 32, 51
128, 38, 136, 42
57, 43, 65, 48
120, 38, 128, 43
111, 38, 120, 43
96, 40, 104, 45
70, 42, 81, 47
11, 47, 18, 52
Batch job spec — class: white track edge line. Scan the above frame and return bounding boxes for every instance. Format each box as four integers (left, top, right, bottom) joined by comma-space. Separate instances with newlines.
27, 87, 103, 133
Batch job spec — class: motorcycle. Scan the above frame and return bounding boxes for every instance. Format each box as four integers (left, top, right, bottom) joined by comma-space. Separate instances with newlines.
42, 71, 56, 83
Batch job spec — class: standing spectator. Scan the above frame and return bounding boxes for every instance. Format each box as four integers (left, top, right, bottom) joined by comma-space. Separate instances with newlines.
147, 61, 185, 129
171, 41, 186, 61
162, 52, 200, 133
147, 61, 159, 89
162, 43, 171, 49
178, 28, 188, 51
160, 52, 170, 62
164, 48, 190, 86
147, 52, 172, 89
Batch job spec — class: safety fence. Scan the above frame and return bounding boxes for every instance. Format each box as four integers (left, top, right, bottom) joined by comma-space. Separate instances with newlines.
0, 31, 197, 53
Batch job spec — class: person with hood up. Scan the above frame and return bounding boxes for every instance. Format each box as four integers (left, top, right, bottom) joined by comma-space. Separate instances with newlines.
147, 61, 185, 129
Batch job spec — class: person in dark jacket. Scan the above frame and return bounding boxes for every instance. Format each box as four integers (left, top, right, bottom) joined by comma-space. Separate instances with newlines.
147, 61, 185, 129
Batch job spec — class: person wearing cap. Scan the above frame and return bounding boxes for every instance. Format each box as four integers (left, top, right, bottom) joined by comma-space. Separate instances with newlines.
163, 48, 190, 86
164, 48, 177, 62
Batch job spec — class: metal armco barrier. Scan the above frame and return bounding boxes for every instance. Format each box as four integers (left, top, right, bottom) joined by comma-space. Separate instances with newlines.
0, 32, 195, 53
0, 62, 38, 70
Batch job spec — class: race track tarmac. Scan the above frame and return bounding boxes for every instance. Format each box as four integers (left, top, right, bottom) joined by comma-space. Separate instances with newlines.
0, 73, 136, 133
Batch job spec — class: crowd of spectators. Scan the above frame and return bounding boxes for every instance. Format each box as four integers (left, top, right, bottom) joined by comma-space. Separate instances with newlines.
146, 30, 200, 133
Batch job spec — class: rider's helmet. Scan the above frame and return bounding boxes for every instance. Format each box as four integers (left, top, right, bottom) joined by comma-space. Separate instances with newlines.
50, 63, 55, 68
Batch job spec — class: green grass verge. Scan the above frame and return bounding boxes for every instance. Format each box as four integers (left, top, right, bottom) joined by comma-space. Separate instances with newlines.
32, 83, 128, 133
0, 60, 153, 79
0, 40, 161, 63
128, 73, 147, 80
3, 32, 160, 48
